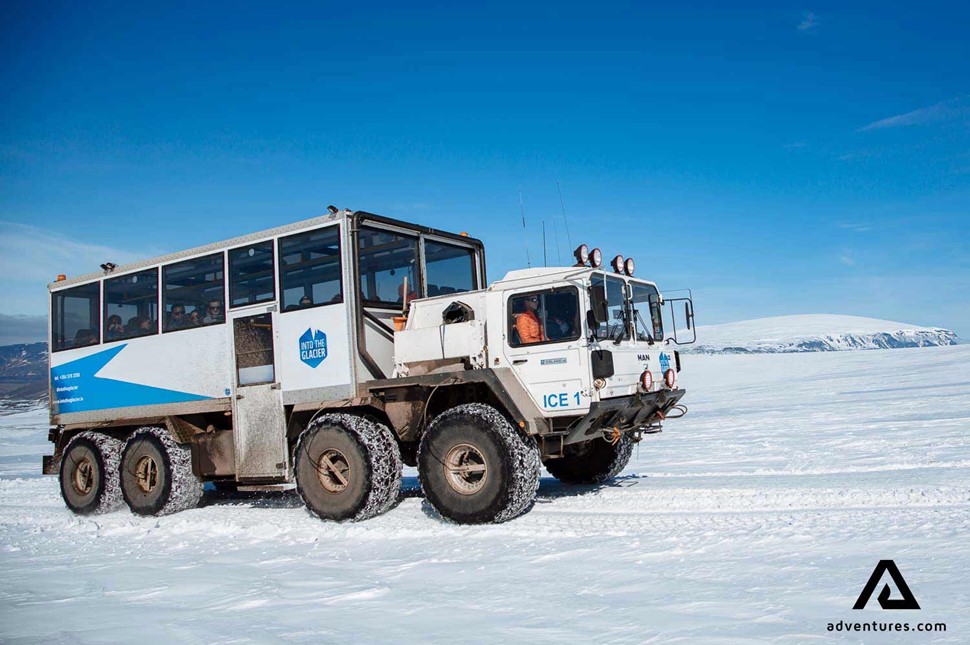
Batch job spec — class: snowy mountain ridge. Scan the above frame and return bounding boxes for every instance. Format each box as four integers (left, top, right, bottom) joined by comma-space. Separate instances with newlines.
686, 314, 957, 354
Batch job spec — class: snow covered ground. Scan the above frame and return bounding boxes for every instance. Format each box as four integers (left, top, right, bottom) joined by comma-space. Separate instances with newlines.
1, 346, 968, 642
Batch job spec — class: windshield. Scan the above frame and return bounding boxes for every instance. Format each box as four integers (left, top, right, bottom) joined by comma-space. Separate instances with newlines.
630, 281, 664, 342
591, 274, 628, 341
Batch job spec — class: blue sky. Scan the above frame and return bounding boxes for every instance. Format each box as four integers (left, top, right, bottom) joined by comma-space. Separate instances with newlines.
2, 1, 969, 336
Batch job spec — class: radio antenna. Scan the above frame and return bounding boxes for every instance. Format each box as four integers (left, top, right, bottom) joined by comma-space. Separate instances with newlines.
542, 221, 547, 267
553, 218, 562, 265
557, 181, 573, 249
518, 186, 531, 268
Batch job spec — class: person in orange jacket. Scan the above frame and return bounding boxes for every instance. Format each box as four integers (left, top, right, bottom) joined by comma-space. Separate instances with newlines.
516, 295, 545, 344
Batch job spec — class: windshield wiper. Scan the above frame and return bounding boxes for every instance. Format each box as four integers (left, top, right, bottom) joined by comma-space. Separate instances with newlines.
634, 309, 655, 345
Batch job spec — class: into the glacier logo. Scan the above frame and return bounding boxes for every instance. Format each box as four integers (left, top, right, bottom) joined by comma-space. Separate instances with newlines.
299, 328, 328, 368
853, 560, 920, 610
659, 352, 670, 373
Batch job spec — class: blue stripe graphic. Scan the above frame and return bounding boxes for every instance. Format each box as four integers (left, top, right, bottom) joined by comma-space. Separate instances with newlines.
51, 345, 212, 414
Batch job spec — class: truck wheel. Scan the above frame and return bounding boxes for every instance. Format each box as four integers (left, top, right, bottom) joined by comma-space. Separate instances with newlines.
544, 434, 634, 485
295, 414, 402, 522
59, 431, 124, 515
120, 427, 203, 516
418, 403, 540, 524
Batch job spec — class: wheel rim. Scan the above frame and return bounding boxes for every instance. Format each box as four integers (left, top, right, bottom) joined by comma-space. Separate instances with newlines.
317, 448, 351, 493
72, 456, 95, 495
443, 443, 488, 495
135, 455, 159, 494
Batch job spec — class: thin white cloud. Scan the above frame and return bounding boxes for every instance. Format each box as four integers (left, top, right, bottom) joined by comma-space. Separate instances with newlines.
797, 11, 818, 31
0, 222, 147, 283
836, 221, 873, 233
859, 96, 968, 131
839, 252, 855, 267
0, 222, 158, 316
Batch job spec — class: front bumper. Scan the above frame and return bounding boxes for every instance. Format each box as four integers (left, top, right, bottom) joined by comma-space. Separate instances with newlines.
562, 388, 686, 445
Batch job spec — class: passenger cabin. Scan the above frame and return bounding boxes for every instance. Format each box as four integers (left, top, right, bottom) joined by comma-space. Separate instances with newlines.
47, 210, 485, 482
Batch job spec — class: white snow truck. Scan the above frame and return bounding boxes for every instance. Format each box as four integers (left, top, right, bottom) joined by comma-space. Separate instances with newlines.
44, 208, 695, 524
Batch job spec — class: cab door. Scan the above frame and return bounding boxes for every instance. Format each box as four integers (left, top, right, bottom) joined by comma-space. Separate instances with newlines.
229, 308, 288, 480
503, 286, 588, 416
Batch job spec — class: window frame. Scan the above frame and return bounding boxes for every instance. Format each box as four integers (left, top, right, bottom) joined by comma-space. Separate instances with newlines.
278, 223, 344, 313
590, 273, 631, 342
357, 225, 422, 309
422, 237, 479, 298
228, 240, 277, 309
51, 282, 102, 353
161, 251, 227, 334
630, 280, 664, 342
103, 268, 159, 342
506, 285, 582, 349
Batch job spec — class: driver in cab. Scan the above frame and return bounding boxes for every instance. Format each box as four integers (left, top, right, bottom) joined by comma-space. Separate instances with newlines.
516, 295, 546, 344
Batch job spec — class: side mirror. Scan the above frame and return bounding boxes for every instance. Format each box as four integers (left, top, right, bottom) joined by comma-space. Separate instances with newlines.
589, 285, 608, 323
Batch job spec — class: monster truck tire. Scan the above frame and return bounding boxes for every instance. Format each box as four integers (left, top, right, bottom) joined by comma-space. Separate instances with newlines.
59, 431, 124, 515
418, 403, 540, 524
295, 414, 402, 522
120, 426, 203, 516
544, 434, 634, 485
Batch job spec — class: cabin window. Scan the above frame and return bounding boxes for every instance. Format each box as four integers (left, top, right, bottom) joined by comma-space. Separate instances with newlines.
233, 313, 275, 386
103, 269, 158, 341
52, 283, 101, 351
508, 287, 580, 347
229, 241, 275, 308
279, 225, 343, 311
591, 274, 629, 342
357, 227, 419, 307
162, 253, 225, 332
424, 240, 476, 297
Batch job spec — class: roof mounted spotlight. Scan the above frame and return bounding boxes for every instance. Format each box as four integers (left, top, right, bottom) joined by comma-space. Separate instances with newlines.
100, 262, 117, 273
327, 205, 339, 214
611, 254, 625, 274
624, 257, 635, 276
589, 247, 603, 268
573, 243, 589, 266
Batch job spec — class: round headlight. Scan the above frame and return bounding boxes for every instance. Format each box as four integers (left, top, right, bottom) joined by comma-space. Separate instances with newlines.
590, 247, 603, 268
640, 370, 653, 392
574, 243, 589, 264
664, 369, 676, 389
624, 257, 635, 276
611, 254, 625, 273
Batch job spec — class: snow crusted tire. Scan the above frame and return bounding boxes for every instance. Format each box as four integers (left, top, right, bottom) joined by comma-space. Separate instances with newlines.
120, 426, 203, 516
294, 414, 403, 522
544, 434, 634, 485
59, 431, 124, 515
418, 403, 540, 524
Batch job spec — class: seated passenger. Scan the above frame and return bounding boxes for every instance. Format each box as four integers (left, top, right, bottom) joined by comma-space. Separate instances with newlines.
127, 315, 152, 335
73, 328, 97, 347
168, 305, 190, 329
299, 295, 313, 308
188, 310, 201, 326
515, 296, 545, 344
105, 315, 125, 341
546, 299, 576, 340
203, 300, 224, 324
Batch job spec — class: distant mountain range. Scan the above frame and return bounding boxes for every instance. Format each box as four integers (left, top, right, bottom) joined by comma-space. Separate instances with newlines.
0, 342, 47, 401
685, 315, 958, 354
0, 316, 959, 403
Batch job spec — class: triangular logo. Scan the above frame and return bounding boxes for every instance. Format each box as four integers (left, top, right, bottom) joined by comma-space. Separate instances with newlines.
853, 560, 920, 610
